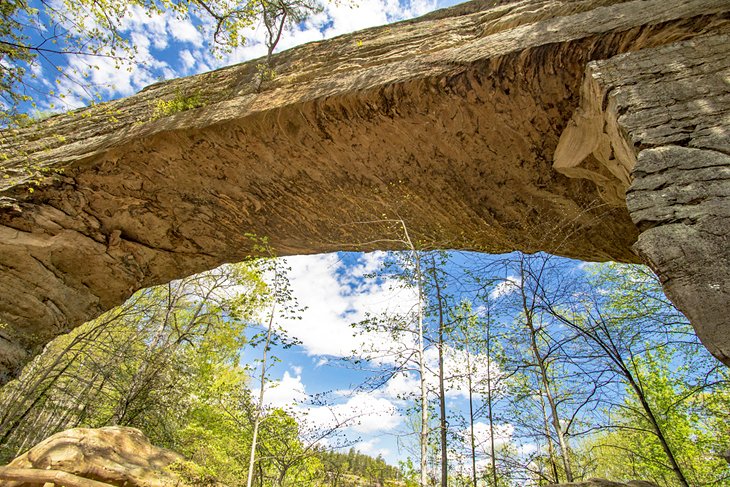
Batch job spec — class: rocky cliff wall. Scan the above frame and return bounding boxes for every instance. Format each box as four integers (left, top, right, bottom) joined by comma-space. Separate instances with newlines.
0, 0, 728, 382
558, 32, 730, 366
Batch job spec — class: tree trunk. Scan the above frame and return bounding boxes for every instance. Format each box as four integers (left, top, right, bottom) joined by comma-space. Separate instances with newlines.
625, 373, 690, 487
465, 340, 477, 487
520, 258, 574, 482
429, 257, 448, 487
536, 375, 560, 484
400, 222, 429, 487
484, 311, 498, 487
247, 285, 278, 487
419, 287, 429, 487
528, 325, 573, 482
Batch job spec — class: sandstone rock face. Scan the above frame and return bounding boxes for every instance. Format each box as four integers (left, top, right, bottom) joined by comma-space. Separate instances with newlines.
0, 426, 185, 486
559, 32, 730, 364
0, 0, 728, 382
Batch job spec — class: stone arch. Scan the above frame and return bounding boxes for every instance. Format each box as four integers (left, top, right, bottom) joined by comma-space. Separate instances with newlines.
0, 0, 728, 383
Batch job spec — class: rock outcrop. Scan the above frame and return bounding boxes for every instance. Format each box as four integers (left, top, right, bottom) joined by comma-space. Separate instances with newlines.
558, 32, 730, 366
0, 426, 186, 486
0, 0, 728, 382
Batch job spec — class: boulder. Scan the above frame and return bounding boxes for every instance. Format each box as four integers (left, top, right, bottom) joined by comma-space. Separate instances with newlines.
0, 426, 186, 487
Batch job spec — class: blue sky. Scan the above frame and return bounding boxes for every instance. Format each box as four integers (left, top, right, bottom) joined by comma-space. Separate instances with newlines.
25, 0, 469, 113
19, 0, 654, 472
240, 249, 710, 477
12, 1, 719, 479
22, 0, 492, 465
240, 251, 419, 462
16, 0, 634, 470
239, 250, 549, 466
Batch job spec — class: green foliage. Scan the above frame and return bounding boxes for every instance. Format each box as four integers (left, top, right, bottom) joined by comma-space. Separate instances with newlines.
318, 447, 401, 485
580, 348, 730, 486
0, 262, 261, 461
567, 263, 730, 486
0, 250, 401, 486
0, 0, 322, 127
150, 91, 204, 120
1, 246, 728, 487
256, 63, 278, 83
167, 458, 226, 486
0, 0, 35, 126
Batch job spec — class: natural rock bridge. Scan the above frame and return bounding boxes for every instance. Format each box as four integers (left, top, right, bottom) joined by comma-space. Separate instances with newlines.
0, 0, 728, 383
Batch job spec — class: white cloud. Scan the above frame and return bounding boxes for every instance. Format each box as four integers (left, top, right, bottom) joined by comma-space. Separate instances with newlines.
168, 15, 203, 44
468, 421, 514, 453
315, 357, 329, 367
376, 344, 505, 401
383, 370, 421, 400
316, 0, 437, 38
256, 252, 507, 417
264, 371, 307, 408
48, 0, 443, 110
211, 0, 440, 67
517, 442, 538, 456
355, 438, 391, 458
123, 5, 171, 50
262, 369, 402, 438
271, 253, 419, 359
348, 251, 388, 279
489, 275, 522, 299
305, 393, 402, 434
52, 5, 185, 108
179, 49, 198, 72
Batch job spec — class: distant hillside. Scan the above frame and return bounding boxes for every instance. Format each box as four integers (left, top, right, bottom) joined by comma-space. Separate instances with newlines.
316, 447, 406, 487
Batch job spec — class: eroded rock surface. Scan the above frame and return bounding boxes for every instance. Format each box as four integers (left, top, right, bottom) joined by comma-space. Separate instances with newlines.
559, 33, 730, 364
0, 426, 186, 486
0, 0, 728, 382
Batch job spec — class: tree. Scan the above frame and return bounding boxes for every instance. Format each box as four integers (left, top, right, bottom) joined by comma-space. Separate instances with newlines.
424, 252, 451, 487
0, 0, 35, 126
548, 263, 730, 487
0, 262, 263, 464
464, 253, 606, 485
0, 0, 322, 127
551, 266, 689, 486
256, 0, 321, 88
243, 237, 303, 487
500, 254, 582, 484
348, 218, 432, 487
451, 298, 510, 487
407, 226, 430, 487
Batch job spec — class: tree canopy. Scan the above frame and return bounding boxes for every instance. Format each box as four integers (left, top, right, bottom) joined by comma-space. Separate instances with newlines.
0, 0, 320, 127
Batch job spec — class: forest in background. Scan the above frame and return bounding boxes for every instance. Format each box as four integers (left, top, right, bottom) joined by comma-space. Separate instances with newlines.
0, 237, 728, 486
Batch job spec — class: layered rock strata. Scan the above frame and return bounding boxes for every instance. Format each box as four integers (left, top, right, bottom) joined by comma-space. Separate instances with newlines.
0, 0, 728, 382
0, 427, 186, 486
557, 32, 730, 364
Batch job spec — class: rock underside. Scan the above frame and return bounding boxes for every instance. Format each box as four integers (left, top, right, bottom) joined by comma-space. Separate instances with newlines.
0, 0, 728, 383
558, 32, 730, 364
